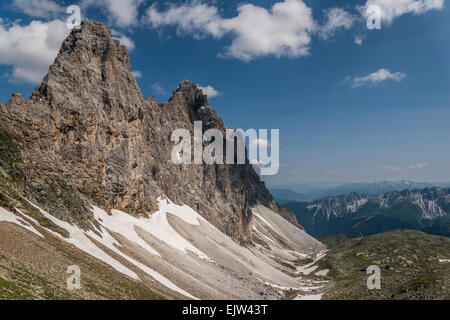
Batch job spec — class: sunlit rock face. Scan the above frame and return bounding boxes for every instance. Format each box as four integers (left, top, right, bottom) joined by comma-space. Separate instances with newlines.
0, 20, 298, 242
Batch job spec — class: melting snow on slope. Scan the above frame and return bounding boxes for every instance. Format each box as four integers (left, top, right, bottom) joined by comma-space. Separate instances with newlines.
315, 269, 329, 276
0, 207, 44, 238
23, 200, 140, 280
297, 250, 328, 276
92, 197, 210, 261
11, 198, 199, 299
253, 212, 276, 230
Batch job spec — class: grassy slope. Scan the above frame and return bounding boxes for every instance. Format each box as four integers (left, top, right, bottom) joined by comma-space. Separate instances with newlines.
0, 221, 164, 300
319, 230, 450, 300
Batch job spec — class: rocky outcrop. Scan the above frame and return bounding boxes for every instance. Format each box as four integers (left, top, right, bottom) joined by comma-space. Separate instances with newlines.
0, 20, 298, 242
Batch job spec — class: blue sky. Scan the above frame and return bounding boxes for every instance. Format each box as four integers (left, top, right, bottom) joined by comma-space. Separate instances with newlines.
0, 0, 449, 186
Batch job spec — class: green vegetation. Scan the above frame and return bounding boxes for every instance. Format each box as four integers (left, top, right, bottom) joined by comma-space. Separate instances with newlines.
0, 130, 21, 181
292, 257, 314, 266
0, 129, 93, 231
28, 172, 92, 231
320, 230, 450, 300
0, 242, 163, 300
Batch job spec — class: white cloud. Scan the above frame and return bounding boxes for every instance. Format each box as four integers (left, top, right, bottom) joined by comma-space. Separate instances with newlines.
147, 1, 224, 38
82, 0, 144, 27
381, 162, 429, 171
17, 0, 144, 27
354, 36, 363, 45
147, 0, 316, 61
151, 83, 168, 95
361, 0, 444, 24
13, 0, 65, 18
131, 70, 142, 79
320, 8, 356, 39
112, 30, 135, 51
349, 68, 406, 88
198, 85, 220, 98
219, 0, 316, 61
0, 19, 69, 84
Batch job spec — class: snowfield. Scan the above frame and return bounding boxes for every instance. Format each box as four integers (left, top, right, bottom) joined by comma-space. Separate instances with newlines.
0, 197, 327, 300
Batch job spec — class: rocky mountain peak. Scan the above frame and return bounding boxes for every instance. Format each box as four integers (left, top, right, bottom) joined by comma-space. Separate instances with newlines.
175, 80, 210, 110
32, 19, 142, 122
0, 19, 300, 243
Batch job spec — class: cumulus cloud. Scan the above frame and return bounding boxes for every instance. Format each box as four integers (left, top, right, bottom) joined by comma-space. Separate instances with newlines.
112, 30, 135, 51
12, 0, 65, 19
81, 0, 144, 27
147, 0, 316, 61
16, 0, 144, 27
147, 0, 445, 60
0, 19, 69, 84
348, 68, 406, 88
320, 8, 356, 39
198, 85, 220, 98
150, 83, 168, 95
360, 0, 444, 24
131, 70, 142, 79
220, 0, 316, 61
147, 1, 224, 38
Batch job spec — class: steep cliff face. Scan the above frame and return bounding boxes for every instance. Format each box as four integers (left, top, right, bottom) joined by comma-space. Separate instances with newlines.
0, 20, 297, 242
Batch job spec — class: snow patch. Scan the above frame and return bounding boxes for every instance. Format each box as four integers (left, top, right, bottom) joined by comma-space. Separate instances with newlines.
21, 198, 198, 299
314, 269, 329, 277
93, 197, 211, 260
296, 250, 328, 276
22, 200, 140, 280
253, 212, 276, 230
0, 207, 44, 238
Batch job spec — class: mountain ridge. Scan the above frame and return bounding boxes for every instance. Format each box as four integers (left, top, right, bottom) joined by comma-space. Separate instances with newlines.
0, 19, 298, 243
270, 180, 450, 203
286, 187, 450, 238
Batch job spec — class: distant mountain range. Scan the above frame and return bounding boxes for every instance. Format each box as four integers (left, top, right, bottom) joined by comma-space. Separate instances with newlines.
270, 181, 450, 203
285, 187, 450, 238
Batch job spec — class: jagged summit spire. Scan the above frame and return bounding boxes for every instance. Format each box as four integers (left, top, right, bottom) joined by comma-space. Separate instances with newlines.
173, 80, 210, 111
31, 19, 143, 121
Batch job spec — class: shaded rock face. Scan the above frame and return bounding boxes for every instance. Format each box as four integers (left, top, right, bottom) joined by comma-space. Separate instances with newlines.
0, 20, 298, 242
